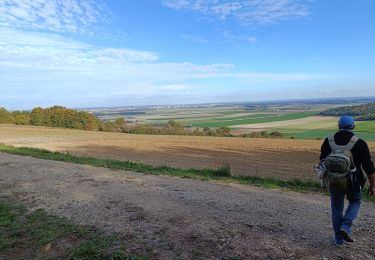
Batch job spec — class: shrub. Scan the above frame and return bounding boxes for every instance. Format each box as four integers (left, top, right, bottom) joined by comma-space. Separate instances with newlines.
269, 131, 283, 138
216, 126, 231, 137
214, 163, 231, 177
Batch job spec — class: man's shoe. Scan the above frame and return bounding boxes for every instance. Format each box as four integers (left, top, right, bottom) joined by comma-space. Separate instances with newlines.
334, 236, 344, 247
340, 226, 354, 243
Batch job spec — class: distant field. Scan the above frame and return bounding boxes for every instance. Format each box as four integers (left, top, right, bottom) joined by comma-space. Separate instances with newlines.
356, 121, 375, 132
228, 112, 375, 141
278, 129, 375, 141
232, 116, 333, 130
100, 107, 318, 129
103, 108, 259, 124
191, 112, 317, 127
150, 113, 277, 126
0, 125, 335, 181
279, 117, 338, 130
96, 106, 375, 141
277, 117, 375, 132
149, 112, 273, 122
270, 118, 375, 141
1, 125, 374, 181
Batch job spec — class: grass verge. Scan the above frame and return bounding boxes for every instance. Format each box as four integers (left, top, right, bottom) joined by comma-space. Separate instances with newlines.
0, 198, 144, 259
0, 144, 373, 202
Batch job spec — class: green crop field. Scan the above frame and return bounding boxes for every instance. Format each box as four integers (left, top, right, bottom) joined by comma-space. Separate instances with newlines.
150, 113, 276, 125
279, 119, 375, 133
191, 112, 318, 127
276, 125, 375, 141
356, 121, 375, 132
280, 117, 338, 130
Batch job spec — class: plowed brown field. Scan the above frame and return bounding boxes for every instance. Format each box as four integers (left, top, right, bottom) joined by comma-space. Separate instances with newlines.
1, 125, 374, 181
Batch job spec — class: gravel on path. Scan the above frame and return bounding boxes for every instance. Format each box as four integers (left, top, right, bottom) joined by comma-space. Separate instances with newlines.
0, 152, 374, 259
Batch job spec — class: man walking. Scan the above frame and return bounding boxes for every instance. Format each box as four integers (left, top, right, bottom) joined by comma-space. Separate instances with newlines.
320, 115, 375, 246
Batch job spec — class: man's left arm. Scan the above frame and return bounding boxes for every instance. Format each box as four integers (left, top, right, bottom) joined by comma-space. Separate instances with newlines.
360, 140, 375, 196
320, 138, 330, 161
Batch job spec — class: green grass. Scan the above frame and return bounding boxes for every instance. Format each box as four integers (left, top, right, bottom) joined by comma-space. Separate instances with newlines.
356, 121, 375, 132
0, 144, 374, 202
192, 112, 318, 127
277, 128, 375, 141
277, 129, 334, 140
0, 202, 85, 252
271, 119, 375, 141
71, 236, 131, 259
0, 144, 232, 179
0, 199, 142, 259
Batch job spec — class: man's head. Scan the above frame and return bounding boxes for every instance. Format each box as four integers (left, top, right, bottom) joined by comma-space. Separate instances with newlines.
338, 115, 355, 130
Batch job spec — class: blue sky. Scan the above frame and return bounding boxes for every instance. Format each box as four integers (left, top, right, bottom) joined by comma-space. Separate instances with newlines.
0, 0, 374, 109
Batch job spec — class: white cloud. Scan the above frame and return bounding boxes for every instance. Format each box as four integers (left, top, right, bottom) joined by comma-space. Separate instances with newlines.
0, 28, 89, 49
0, 29, 233, 103
0, 0, 354, 109
0, 0, 109, 33
228, 72, 337, 82
161, 0, 310, 25
161, 0, 190, 9
223, 31, 257, 44
0, 29, 334, 109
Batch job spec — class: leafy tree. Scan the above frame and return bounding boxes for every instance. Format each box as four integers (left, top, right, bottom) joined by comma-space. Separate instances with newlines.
0, 107, 13, 123
13, 111, 31, 125
168, 120, 182, 128
216, 126, 231, 136
30, 107, 45, 126
29, 106, 98, 130
114, 118, 127, 132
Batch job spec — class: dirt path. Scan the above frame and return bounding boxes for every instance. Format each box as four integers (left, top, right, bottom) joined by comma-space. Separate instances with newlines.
1, 153, 374, 259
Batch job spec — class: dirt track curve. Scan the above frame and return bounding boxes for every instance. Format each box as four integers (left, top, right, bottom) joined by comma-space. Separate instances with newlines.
1, 153, 374, 259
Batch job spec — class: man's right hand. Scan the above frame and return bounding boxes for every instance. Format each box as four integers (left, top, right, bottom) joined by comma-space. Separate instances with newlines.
368, 185, 375, 196
367, 173, 375, 196
368, 173, 375, 196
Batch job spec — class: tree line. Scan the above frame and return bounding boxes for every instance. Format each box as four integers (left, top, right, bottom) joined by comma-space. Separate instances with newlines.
320, 103, 375, 120
0, 106, 98, 130
0, 106, 232, 137
99, 118, 232, 137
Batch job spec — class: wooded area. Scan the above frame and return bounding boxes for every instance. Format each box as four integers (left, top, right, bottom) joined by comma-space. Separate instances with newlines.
0, 106, 98, 130
320, 103, 375, 120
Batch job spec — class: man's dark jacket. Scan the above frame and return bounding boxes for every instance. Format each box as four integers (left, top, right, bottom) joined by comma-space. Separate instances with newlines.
320, 130, 375, 189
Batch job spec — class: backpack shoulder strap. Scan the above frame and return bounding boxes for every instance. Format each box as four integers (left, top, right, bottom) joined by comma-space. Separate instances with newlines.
328, 135, 340, 151
328, 135, 359, 151
342, 135, 359, 151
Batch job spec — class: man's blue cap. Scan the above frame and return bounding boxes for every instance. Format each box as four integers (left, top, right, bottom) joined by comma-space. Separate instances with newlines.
338, 115, 355, 130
